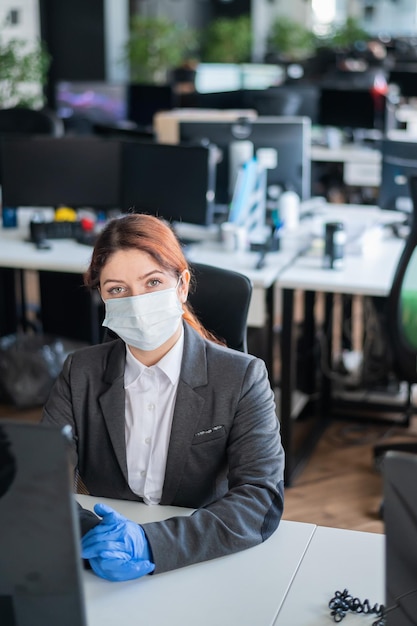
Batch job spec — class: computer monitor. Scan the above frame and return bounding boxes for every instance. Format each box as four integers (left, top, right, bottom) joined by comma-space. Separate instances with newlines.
0, 420, 87, 626
240, 64, 284, 90
244, 85, 320, 122
194, 63, 242, 93
0, 136, 121, 209
318, 87, 386, 132
378, 138, 417, 212
127, 84, 176, 128
120, 141, 217, 226
55, 80, 127, 126
190, 90, 247, 110
389, 66, 417, 98
179, 116, 311, 205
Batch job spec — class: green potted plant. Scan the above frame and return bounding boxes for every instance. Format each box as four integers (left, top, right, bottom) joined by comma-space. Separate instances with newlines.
323, 17, 370, 52
0, 38, 50, 109
267, 17, 317, 62
123, 15, 198, 84
200, 15, 252, 63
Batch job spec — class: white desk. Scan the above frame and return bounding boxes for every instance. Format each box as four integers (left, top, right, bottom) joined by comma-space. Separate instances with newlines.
311, 144, 381, 165
0, 226, 293, 327
76, 495, 316, 626
76, 495, 385, 626
0, 225, 94, 273
274, 526, 385, 625
0, 205, 404, 378
185, 240, 296, 327
278, 221, 405, 485
279, 237, 404, 297
0, 224, 296, 378
311, 144, 381, 187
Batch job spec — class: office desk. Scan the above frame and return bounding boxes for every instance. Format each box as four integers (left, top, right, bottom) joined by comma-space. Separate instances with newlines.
278, 227, 405, 485
0, 226, 101, 342
76, 494, 316, 626
186, 241, 296, 327
311, 144, 381, 187
0, 225, 295, 377
274, 526, 385, 625
0, 206, 403, 382
186, 241, 298, 376
76, 495, 385, 626
0, 225, 293, 323
0, 225, 94, 273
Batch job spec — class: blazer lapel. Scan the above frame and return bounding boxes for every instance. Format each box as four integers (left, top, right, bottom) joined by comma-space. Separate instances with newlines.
160, 325, 208, 504
98, 340, 129, 482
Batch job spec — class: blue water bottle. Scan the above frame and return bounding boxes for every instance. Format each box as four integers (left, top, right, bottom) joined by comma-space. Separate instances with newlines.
2, 206, 18, 228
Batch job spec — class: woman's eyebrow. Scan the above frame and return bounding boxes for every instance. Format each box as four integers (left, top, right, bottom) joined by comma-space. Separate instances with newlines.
101, 269, 165, 286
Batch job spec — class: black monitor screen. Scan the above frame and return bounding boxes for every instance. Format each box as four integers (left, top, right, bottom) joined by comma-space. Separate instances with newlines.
121, 142, 216, 225
1, 136, 121, 209
244, 85, 320, 122
379, 138, 417, 212
0, 420, 87, 626
179, 116, 311, 204
318, 87, 386, 131
127, 84, 176, 128
55, 81, 127, 125
389, 67, 417, 98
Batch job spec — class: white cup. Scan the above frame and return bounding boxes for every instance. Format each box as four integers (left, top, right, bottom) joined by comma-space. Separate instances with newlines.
221, 222, 248, 252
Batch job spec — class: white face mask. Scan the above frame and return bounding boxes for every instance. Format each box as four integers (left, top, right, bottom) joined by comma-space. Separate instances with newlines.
102, 284, 184, 351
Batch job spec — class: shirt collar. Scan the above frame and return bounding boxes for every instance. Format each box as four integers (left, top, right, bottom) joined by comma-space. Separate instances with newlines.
124, 327, 184, 387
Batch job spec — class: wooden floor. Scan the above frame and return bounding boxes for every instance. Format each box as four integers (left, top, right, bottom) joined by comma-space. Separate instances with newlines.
283, 412, 417, 534
2, 400, 417, 535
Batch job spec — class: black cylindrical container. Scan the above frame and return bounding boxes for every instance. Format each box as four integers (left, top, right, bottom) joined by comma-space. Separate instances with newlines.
323, 222, 345, 269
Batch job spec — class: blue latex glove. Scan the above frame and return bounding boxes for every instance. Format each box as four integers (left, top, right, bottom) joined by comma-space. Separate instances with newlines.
81, 503, 155, 581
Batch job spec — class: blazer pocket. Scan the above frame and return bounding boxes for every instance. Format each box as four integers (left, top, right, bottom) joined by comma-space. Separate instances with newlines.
192, 424, 225, 445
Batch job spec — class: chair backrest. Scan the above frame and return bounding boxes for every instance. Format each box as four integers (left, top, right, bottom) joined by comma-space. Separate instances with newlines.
385, 174, 417, 384
188, 262, 252, 352
0, 107, 64, 137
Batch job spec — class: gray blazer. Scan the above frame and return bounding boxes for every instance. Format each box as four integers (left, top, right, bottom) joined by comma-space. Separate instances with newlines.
42, 323, 285, 574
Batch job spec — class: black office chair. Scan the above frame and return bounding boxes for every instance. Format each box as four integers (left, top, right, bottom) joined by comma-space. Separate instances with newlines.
187, 262, 253, 353
0, 107, 64, 137
373, 174, 417, 463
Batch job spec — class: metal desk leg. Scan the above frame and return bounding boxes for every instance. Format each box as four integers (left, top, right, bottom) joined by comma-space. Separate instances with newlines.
265, 283, 275, 385
321, 291, 334, 416
298, 290, 316, 396
281, 287, 329, 487
280, 288, 296, 486
0, 267, 19, 335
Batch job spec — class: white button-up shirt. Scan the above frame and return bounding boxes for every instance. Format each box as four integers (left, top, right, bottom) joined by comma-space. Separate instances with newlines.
124, 329, 184, 504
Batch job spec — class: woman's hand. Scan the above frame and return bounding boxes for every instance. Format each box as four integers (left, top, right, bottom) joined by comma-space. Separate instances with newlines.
81, 503, 155, 581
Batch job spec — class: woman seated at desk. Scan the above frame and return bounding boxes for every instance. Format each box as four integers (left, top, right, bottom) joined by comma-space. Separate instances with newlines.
41, 213, 285, 580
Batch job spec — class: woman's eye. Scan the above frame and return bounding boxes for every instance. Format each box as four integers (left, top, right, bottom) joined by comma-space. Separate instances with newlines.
148, 278, 162, 288
108, 286, 125, 295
